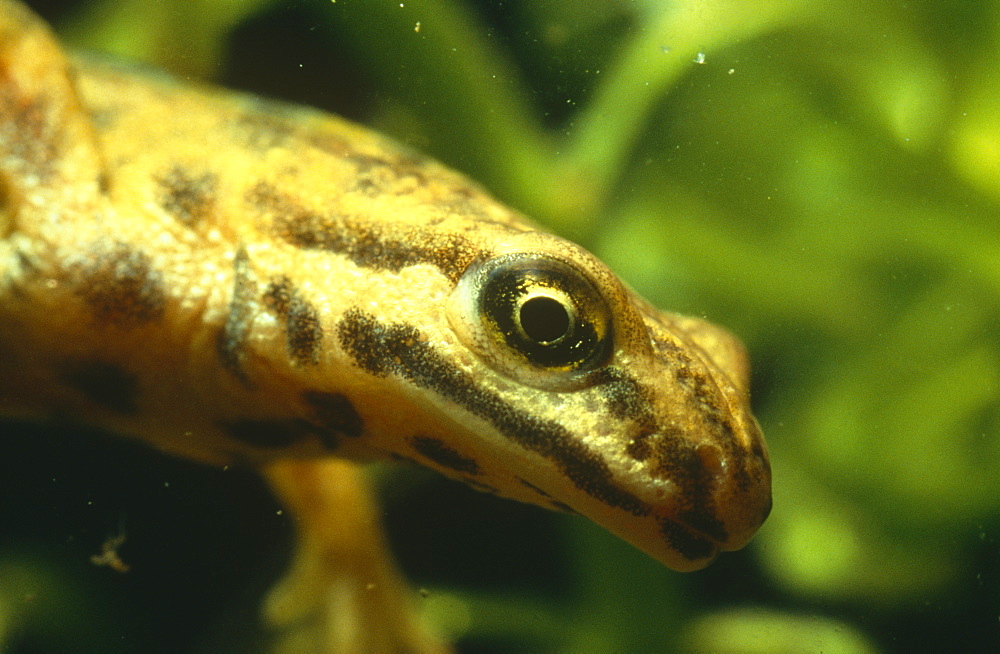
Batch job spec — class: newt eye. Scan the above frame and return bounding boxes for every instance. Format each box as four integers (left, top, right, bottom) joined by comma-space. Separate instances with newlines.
451, 252, 613, 386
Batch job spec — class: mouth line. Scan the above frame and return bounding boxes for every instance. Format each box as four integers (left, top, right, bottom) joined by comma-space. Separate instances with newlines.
677, 514, 726, 544
658, 513, 723, 562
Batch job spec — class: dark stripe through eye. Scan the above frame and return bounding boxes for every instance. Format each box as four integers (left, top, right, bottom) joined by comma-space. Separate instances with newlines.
336, 308, 649, 516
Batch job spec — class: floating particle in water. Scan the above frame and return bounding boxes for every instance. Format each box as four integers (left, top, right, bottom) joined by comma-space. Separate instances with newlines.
694, 51, 706, 64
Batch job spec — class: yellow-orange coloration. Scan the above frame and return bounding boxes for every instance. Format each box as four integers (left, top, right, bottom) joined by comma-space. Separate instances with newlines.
0, 1, 770, 650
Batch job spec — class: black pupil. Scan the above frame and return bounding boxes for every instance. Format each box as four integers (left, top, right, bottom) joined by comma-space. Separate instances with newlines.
519, 295, 570, 343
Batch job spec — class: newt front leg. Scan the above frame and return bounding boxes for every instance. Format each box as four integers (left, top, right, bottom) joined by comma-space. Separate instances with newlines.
264, 459, 446, 653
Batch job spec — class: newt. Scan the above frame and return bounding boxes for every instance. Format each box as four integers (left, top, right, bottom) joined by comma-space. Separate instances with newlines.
0, 1, 771, 651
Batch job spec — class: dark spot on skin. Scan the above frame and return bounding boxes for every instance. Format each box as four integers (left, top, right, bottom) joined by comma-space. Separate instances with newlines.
591, 359, 734, 546
263, 275, 291, 314
646, 429, 729, 544
249, 182, 480, 284
594, 367, 656, 428
157, 165, 217, 227
263, 276, 322, 366
669, 359, 752, 491
302, 391, 363, 439
625, 430, 654, 461
595, 353, 738, 546
97, 171, 111, 195
343, 152, 430, 195
0, 181, 9, 219
613, 333, 761, 546
463, 478, 501, 496
353, 178, 381, 197
61, 361, 139, 415
517, 477, 552, 498
594, 367, 660, 464
336, 309, 650, 516
217, 247, 257, 385
673, 365, 718, 413
89, 106, 119, 132
0, 94, 57, 181
519, 478, 577, 513
409, 436, 480, 475
221, 418, 338, 450
73, 242, 165, 327
287, 303, 323, 365
659, 518, 716, 561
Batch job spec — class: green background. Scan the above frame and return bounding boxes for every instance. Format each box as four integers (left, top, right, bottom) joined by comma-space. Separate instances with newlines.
2, 0, 997, 651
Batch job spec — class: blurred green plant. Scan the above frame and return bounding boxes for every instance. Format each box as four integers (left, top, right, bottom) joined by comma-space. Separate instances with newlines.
5, 0, 997, 651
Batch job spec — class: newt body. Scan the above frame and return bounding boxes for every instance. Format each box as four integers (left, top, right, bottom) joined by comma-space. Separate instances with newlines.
0, 1, 770, 650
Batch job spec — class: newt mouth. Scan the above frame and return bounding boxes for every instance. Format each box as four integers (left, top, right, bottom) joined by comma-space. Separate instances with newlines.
658, 514, 722, 563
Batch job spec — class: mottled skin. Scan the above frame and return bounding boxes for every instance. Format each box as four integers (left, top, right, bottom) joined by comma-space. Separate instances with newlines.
0, 1, 770, 651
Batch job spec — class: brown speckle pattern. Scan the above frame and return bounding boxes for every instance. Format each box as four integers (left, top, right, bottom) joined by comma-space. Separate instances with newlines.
410, 435, 480, 475
0, 0, 771, 581
73, 242, 165, 327
659, 518, 715, 562
0, 93, 56, 181
263, 276, 322, 366
250, 182, 480, 284
157, 165, 217, 227
598, 363, 730, 549
344, 152, 429, 196
302, 390, 364, 439
516, 477, 552, 498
